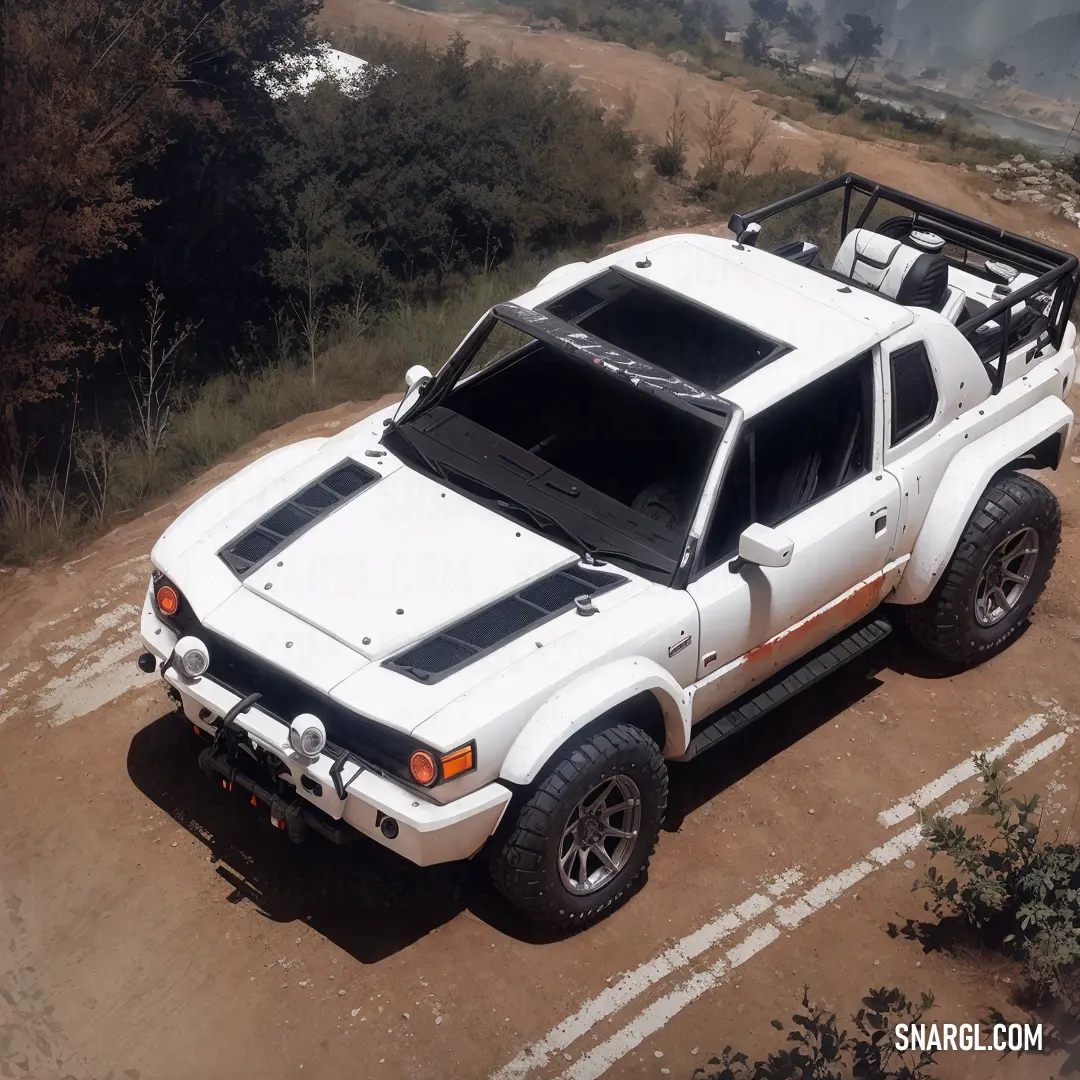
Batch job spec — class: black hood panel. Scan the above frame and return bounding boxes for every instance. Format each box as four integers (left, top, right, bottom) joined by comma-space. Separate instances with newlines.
219, 459, 379, 576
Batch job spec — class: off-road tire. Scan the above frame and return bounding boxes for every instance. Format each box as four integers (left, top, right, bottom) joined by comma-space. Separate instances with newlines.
489, 724, 667, 929
906, 470, 1060, 666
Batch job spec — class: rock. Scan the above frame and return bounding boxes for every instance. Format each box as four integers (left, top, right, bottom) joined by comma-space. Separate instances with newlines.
975, 164, 991, 173
654, 1051, 664, 1058
1013, 153, 1027, 164
1039, 159, 1054, 168
1014, 189, 1046, 203
351, 1008, 361, 1018
991, 191, 1015, 203
1018, 162, 1040, 174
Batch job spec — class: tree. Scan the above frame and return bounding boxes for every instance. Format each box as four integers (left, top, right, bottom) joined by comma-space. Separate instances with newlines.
742, 0, 787, 64
987, 60, 1016, 83
824, 12, 884, 91
650, 81, 688, 177
262, 33, 643, 319
0, 0, 319, 477
785, 2, 819, 45
742, 0, 817, 65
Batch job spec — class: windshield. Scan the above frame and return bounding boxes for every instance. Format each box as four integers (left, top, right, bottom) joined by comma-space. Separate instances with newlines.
382, 311, 729, 582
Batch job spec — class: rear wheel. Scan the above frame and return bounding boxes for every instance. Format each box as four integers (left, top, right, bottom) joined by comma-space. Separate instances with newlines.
489, 724, 667, 928
906, 470, 1060, 665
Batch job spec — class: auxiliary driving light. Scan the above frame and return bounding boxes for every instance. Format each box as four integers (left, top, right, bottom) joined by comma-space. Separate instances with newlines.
290, 713, 326, 758
174, 636, 210, 679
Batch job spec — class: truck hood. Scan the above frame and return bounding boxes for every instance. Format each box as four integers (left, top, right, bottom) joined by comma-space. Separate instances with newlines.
241, 464, 579, 659
168, 455, 581, 662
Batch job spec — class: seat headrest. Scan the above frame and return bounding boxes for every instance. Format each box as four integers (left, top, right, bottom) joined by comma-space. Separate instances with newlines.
832, 228, 950, 312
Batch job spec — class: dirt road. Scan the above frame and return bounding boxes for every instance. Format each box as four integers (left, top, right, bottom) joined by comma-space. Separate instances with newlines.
1, 373, 1079, 1079
320, 0, 1080, 262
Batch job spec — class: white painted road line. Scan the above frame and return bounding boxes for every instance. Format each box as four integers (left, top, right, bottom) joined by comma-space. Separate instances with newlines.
491, 712, 1071, 1080
552, 735, 1069, 1080
877, 712, 1049, 827
489, 874, 802, 1080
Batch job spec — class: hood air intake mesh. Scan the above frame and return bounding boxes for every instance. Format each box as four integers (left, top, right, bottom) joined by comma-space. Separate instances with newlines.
219, 459, 379, 576
384, 565, 626, 683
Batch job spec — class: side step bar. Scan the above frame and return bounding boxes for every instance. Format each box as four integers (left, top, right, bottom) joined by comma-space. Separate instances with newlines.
684, 615, 892, 760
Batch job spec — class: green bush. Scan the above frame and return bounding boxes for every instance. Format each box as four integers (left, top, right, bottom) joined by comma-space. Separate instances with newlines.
694, 985, 937, 1079
265, 32, 644, 316
651, 143, 686, 177
917, 755, 1080, 1013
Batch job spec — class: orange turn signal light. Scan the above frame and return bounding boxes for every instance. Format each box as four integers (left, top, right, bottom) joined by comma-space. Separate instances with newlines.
156, 584, 179, 616
409, 750, 437, 786
440, 744, 475, 781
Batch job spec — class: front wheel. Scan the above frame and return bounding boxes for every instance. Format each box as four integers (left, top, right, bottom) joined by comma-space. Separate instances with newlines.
906, 470, 1060, 666
489, 724, 668, 928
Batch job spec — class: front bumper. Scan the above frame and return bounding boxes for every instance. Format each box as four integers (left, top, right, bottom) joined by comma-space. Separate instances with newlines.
141, 603, 511, 867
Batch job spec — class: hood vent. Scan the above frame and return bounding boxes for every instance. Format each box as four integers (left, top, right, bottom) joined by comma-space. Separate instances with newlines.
384, 565, 626, 683
219, 459, 379, 576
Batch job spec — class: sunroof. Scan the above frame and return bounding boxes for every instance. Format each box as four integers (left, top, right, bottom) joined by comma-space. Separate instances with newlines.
542, 268, 791, 392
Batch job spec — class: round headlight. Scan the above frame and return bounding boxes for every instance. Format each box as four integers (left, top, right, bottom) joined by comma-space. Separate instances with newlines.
174, 636, 209, 679
290, 714, 326, 758
156, 584, 179, 616
409, 750, 437, 786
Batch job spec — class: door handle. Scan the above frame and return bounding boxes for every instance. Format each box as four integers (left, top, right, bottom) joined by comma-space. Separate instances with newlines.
874, 514, 888, 536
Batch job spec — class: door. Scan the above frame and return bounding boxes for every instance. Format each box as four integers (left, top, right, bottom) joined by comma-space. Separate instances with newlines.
687, 351, 902, 722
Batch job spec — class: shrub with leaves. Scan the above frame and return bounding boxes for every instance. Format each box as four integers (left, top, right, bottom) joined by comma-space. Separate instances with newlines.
916, 754, 1080, 1013
693, 985, 937, 1079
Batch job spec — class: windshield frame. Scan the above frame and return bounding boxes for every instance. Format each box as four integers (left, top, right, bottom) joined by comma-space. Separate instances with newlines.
383, 304, 735, 584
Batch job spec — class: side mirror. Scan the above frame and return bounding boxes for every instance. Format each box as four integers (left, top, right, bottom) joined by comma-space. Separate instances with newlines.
405, 365, 432, 390
736, 522, 794, 568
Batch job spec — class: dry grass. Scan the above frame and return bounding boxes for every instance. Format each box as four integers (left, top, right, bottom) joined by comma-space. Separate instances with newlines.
0, 253, 570, 563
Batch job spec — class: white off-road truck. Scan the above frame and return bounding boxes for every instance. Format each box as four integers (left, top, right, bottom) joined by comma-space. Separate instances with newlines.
138, 174, 1079, 928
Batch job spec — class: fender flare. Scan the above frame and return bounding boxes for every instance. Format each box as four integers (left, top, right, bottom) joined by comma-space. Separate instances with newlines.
499, 657, 691, 787
891, 395, 1074, 605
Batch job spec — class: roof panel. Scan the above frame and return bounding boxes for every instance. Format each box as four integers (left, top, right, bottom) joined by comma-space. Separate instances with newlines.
513, 232, 915, 417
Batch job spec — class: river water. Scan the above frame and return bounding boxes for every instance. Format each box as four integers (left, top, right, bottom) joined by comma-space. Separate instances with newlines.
859, 88, 1076, 156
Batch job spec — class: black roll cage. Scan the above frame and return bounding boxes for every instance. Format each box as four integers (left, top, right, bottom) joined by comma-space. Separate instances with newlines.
729, 173, 1080, 396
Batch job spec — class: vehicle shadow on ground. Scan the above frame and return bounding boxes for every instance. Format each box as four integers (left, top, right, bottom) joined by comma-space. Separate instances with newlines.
663, 630, 962, 833
126, 713, 573, 962
126, 629, 965, 958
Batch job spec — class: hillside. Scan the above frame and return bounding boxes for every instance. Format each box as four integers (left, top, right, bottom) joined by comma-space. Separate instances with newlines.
994, 11, 1080, 101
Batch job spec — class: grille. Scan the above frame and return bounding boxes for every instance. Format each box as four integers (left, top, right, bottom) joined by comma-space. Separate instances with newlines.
262, 503, 315, 536
322, 462, 371, 497
219, 459, 379, 576
385, 565, 626, 683
164, 605, 419, 777
890, 342, 938, 445
230, 530, 278, 565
